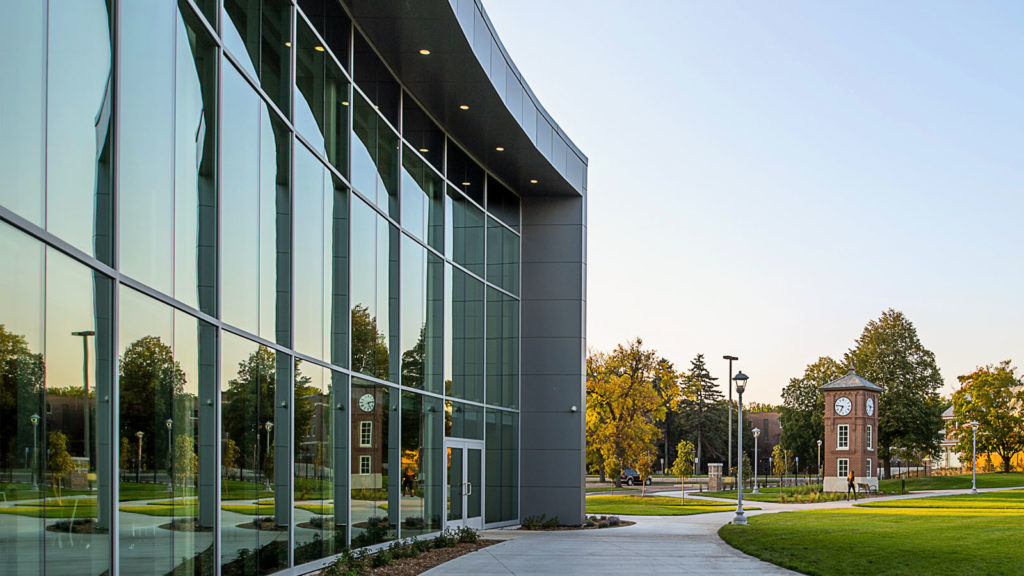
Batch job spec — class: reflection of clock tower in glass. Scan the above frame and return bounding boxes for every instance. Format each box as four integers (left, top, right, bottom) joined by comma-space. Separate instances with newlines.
820, 367, 883, 493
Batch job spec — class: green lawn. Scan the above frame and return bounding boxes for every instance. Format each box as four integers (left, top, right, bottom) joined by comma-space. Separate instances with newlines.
879, 472, 1024, 493
704, 485, 848, 503
0, 498, 99, 518
586, 495, 754, 516
720, 489, 1024, 575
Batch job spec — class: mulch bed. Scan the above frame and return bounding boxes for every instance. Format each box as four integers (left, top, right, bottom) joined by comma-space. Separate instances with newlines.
521, 520, 635, 531
159, 518, 213, 532
307, 540, 499, 576
45, 518, 108, 535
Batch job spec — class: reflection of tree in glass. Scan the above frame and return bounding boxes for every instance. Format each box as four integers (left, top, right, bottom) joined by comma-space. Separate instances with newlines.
48, 430, 74, 504
401, 326, 426, 389
351, 304, 388, 379
173, 435, 198, 499
0, 325, 45, 472
222, 437, 240, 481
119, 336, 187, 473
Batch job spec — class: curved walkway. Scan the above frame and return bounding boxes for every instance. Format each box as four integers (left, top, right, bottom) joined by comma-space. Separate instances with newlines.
424, 486, 1023, 575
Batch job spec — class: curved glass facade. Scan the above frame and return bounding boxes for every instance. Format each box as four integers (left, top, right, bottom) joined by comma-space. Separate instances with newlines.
0, 1, 551, 574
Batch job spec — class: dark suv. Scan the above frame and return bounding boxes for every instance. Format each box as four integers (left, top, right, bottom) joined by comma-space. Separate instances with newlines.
620, 468, 652, 486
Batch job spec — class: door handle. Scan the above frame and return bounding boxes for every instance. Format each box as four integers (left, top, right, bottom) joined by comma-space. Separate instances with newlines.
466, 482, 472, 496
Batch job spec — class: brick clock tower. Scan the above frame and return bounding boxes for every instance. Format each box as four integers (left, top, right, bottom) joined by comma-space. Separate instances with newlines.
820, 368, 882, 492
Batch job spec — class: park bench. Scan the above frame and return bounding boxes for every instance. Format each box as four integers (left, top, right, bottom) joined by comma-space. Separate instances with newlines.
856, 482, 877, 495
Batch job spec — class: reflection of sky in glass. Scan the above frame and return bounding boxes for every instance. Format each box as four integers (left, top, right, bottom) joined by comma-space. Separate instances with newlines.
293, 145, 326, 359
45, 0, 110, 257
119, 287, 200, 396
400, 236, 426, 366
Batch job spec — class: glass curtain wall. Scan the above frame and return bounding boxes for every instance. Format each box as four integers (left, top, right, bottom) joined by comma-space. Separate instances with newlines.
0, 0, 524, 574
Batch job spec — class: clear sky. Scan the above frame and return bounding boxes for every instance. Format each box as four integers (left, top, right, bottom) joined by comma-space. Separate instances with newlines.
485, 0, 1024, 404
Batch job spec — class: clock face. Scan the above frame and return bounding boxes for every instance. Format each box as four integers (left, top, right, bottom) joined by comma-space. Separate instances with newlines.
834, 396, 852, 416
358, 393, 375, 412
866, 397, 875, 416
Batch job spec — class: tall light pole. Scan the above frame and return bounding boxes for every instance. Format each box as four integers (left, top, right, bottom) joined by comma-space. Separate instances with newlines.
136, 431, 145, 484
817, 439, 822, 484
71, 330, 95, 468
795, 456, 800, 486
30, 413, 40, 490
752, 428, 760, 493
970, 420, 979, 495
165, 419, 173, 489
769, 456, 773, 488
265, 421, 274, 490
723, 355, 738, 474
732, 370, 749, 525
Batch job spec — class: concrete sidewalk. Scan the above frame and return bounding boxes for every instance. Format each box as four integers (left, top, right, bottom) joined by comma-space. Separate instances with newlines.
425, 486, 1024, 575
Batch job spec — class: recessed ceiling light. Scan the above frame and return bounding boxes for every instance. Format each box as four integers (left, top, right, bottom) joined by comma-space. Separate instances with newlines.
461, 182, 471, 186
419, 49, 431, 55
459, 104, 469, 110
341, 101, 349, 106
495, 146, 505, 152
284, 41, 292, 47
530, 179, 538, 184
314, 45, 325, 52
419, 147, 429, 153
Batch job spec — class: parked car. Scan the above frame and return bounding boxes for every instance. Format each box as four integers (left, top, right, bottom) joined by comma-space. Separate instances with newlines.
620, 468, 652, 486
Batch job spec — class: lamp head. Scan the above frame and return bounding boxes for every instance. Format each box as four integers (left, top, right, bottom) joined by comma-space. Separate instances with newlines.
733, 371, 748, 394
817, 439, 822, 447
752, 427, 760, 438
30, 414, 40, 425
265, 421, 273, 432
970, 420, 979, 430
136, 431, 144, 439
72, 330, 96, 337
165, 418, 173, 429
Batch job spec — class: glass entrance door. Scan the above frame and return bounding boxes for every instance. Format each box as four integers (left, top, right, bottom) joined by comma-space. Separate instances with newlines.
446, 438, 483, 529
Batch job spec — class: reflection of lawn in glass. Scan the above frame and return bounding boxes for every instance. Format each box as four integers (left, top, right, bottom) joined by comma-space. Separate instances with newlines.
586, 495, 753, 516
0, 498, 99, 518
295, 502, 333, 514
221, 502, 277, 515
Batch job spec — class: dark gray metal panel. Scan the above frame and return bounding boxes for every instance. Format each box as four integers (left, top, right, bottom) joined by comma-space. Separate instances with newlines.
520, 486, 585, 520
521, 375, 585, 411
521, 413, 584, 449
521, 262, 584, 302
520, 449, 583, 487
521, 196, 584, 226
520, 301, 581, 338
521, 337, 584, 376
521, 224, 584, 263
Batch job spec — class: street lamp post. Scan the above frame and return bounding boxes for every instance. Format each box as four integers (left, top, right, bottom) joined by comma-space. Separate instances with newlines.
752, 428, 760, 493
265, 421, 273, 491
136, 431, 145, 484
732, 370, 749, 525
970, 420, 979, 495
71, 330, 95, 468
769, 456, 773, 488
817, 439, 822, 484
165, 419, 173, 489
795, 456, 800, 486
30, 414, 40, 490
723, 355, 738, 474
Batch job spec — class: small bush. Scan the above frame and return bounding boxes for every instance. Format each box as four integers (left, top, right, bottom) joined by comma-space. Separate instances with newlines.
455, 526, 479, 543
607, 516, 620, 526
433, 527, 459, 548
371, 549, 392, 568
522, 513, 560, 530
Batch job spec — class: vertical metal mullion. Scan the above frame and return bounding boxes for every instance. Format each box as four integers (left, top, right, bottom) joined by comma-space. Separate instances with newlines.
212, 2, 224, 573
286, 3, 297, 570
108, 0, 121, 573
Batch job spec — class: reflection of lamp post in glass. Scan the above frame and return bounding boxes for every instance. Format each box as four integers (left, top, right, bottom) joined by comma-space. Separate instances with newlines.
817, 439, 823, 484
970, 420, 980, 495
71, 330, 95, 468
165, 419, 173, 489
752, 428, 760, 493
136, 431, 145, 483
30, 414, 40, 490
795, 456, 800, 486
264, 421, 273, 491
732, 370, 749, 526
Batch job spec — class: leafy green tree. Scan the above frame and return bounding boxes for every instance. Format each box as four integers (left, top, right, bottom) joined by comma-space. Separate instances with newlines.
47, 431, 75, 504
951, 361, 1024, 473
669, 439, 695, 503
0, 325, 45, 472
771, 444, 792, 480
678, 353, 724, 465
741, 452, 753, 489
844, 309, 944, 477
222, 438, 240, 481
173, 435, 199, 498
780, 357, 844, 469
351, 304, 389, 379
119, 336, 187, 472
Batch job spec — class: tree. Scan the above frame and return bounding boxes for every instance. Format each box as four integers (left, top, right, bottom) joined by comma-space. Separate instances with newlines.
48, 431, 75, 504
119, 437, 132, 482
677, 354, 724, 466
587, 341, 667, 488
119, 336, 187, 473
351, 304, 389, 380
222, 438, 240, 481
951, 362, 1024, 473
173, 435, 199, 499
771, 444, 791, 482
845, 309, 945, 478
741, 452, 753, 489
669, 439, 695, 503
780, 357, 844, 469
0, 325, 45, 473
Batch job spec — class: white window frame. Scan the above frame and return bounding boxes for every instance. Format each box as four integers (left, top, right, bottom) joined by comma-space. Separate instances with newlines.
837, 424, 849, 450
866, 425, 873, 450
838, 458, 849, 478
866, 458, 873, 478
359, 455, 371, 475
360, 421, 372, 447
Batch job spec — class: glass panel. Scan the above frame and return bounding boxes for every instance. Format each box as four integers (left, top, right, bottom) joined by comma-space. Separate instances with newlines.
467, 448, 481, 519
401, 146, 445, 251
444, 401, 483, 440
119, 0, 175, 292
296, 0, 351, 71
118, 287, 216, 575
400, 393, 443, 537
486, 287, 519, 408
0, 225, 115, 575
293, 363, 346, 563
351, 94, 399, 218
353, 32, 399, 127
382, 222, 400, 383
401, 94, 444, 172
487, 217, 520, 296
486, 176, 520, 231
259, 112, 292, 347
325, 59, 351, 178
0, 1, 45, 225
45, 0, 113, 264
400, 237, 425, 389
425, 253, 444, 394
220, 333, 289, 575
447, 142, 483, 205
293, 146, 326, 360
223, 0, 291, 116
447, 267, 483, 402
485, 410, 518, 523
446, 187, 484, 276
446, 446, 462, 522
350, 197, 381, 377
350, 380, 397, 547
295, 18, 326, 154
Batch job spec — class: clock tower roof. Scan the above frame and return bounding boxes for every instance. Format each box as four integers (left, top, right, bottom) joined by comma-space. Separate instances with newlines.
820, 367, 884, 392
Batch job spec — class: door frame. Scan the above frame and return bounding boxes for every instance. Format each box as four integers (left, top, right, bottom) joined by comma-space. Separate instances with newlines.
445, 437, 484, 529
